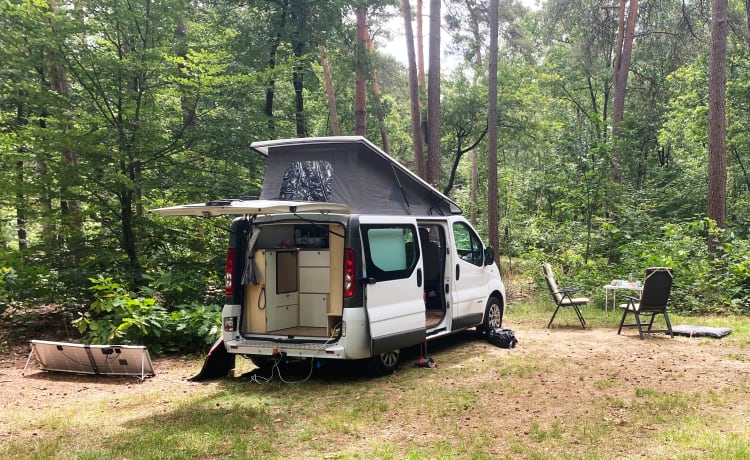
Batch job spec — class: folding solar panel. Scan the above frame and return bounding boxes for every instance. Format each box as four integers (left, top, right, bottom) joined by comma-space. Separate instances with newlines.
24, 340, 155, 381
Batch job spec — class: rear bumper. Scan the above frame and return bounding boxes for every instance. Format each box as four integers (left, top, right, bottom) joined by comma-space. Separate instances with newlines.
224, 338, 346, 360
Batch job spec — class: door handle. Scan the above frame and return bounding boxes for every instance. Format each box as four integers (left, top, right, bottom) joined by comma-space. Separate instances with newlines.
455, 264, 460, 281
417, 268, 423, 287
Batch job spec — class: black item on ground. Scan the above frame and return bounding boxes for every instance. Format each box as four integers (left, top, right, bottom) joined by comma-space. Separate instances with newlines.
487, 328, 518, 349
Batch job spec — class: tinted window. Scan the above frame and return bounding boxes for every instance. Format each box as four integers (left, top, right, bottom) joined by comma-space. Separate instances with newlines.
453, 222, 484, 267
362, 225, 418, 282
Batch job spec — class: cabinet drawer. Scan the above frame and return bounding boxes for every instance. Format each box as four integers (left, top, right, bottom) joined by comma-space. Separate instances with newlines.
299, 250, 330, 267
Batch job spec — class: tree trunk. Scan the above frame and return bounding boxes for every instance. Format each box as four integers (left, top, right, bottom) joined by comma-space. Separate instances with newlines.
426, 0, 441, 188
355, 7, 368, 136
292, 40, 307, 137
266, 0, 289, 137
318, 45, 341, 136
402, 0, 425, 177
417, 0, 428, 148
708, 0, 728, 251
611, 0, 638, 185
487, 0, 499, 263
417, 0, 426, 89
16, 160, 27, 250
469, 4, 483, 226
364, 24, 390, 153
48, 0, 83, 248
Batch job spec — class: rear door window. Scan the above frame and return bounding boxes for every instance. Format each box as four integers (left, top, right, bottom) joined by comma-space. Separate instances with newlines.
361, 225, 418, 282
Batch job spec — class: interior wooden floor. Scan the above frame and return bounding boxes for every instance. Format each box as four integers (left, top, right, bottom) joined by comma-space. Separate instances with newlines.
267, 310, 444, 336
271, 326, 327, 337
426, 309, 444, 328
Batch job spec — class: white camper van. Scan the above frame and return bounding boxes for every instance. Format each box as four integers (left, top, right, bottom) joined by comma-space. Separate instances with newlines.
153, 137, 505, 376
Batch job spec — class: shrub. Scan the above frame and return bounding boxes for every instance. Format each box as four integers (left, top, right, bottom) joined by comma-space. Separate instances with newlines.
74, 275, 221, 354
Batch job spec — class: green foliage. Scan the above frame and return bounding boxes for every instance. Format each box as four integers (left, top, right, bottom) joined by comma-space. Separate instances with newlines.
74, 276, 220, 354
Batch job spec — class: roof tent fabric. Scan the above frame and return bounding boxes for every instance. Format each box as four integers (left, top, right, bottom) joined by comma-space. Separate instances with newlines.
252, 137, 462, 216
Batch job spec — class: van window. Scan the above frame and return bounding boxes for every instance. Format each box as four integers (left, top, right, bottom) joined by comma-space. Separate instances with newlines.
362, 225, 418, 282
279, 160, 333, 201
453, 222, 484, 266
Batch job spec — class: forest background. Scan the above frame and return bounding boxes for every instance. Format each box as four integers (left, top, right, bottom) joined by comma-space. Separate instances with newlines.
1, 0, 749, 353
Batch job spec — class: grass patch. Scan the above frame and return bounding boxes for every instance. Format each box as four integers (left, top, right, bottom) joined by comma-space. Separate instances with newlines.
2, 293, 750, 459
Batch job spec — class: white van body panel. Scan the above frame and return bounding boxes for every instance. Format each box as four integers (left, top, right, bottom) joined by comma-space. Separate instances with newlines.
448, 217, 499, 321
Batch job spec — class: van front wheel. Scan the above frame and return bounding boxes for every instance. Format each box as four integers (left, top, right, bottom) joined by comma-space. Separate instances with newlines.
367, 349, 400, 376
477, 296, 503, 336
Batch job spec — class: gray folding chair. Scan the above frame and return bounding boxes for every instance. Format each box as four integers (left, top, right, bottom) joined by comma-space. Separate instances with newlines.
617, 267, 674, 339
542, 263, 588, 329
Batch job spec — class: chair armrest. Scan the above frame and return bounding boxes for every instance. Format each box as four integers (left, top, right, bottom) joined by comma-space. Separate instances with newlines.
557, 287, 580, 294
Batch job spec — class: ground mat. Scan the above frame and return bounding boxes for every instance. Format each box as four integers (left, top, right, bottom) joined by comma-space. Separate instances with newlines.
671, 324, 732, 338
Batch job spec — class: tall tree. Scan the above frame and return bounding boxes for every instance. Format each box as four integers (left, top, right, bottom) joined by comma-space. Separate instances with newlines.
611, 0, 638, 186
426, 0, 442, 187
708, 0, 728, 247
355, 6, 368, 136
402, 0, 426, 176
319, 45, 341, 135
487, 0, 499, 261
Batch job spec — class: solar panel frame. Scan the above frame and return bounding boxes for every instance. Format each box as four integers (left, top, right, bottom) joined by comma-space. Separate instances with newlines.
24, 340, 155, 381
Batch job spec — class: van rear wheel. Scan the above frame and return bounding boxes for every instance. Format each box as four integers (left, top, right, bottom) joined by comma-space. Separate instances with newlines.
367, 349, 400, 376
477, 296, 503, 336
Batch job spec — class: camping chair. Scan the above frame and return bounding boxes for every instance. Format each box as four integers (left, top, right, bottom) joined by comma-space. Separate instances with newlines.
617, 267, 674, 339
542, 263, 588, 329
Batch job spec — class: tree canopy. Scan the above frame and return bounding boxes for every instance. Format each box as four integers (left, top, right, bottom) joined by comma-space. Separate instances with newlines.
3, 0, 750, 349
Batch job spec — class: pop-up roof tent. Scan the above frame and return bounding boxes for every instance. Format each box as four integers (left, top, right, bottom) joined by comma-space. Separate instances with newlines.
250, 136, 462, 216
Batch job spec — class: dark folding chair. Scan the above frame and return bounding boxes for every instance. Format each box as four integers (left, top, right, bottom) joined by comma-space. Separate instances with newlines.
617, 267, 674, 339
542, 263, 588, 329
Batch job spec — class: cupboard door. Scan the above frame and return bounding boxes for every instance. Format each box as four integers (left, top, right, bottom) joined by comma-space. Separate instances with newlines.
299, 294, 328, 327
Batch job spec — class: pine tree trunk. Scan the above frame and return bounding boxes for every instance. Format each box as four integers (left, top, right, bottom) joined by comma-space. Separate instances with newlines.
426, 0, 441, 187
611, 0, 638, 186
364, 25, 389, 153
402, 0, 425, 177
487, 0, 499, 264
318, 45, 341, 136
708, 0, 728, 251
354, 7, 367, 136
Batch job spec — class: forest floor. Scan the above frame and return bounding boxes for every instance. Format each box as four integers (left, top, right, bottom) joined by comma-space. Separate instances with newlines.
1, 305, 749, 458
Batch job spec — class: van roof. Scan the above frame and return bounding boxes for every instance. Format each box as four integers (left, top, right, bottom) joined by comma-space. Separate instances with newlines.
250, 136, 462, 216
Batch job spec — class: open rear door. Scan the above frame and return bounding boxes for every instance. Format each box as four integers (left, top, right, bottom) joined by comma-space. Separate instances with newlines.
151, 199, 351, 217
359, 217, 426, 355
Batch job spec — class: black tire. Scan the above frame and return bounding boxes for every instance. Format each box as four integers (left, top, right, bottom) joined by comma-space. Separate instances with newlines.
477, 296, 503, 336
367, 349, 400, 376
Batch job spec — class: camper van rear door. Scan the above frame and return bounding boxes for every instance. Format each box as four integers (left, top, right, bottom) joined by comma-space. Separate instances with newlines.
359, 216, 426, 355
151, 199, 351, 217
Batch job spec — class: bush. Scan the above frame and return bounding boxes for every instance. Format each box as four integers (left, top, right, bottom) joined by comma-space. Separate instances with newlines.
73, 275, 221, 354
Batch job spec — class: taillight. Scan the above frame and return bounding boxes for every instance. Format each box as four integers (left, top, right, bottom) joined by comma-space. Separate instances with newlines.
223, 316, 237, 332
224, 248, 236, 296
344, 248, 356, 298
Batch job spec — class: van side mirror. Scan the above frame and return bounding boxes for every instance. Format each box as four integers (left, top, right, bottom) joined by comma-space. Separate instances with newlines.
484, 247, 495, 266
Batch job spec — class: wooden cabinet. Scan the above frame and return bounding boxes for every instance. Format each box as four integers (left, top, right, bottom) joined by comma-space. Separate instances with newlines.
299, 250, 330, 327
245, 250, 299, 332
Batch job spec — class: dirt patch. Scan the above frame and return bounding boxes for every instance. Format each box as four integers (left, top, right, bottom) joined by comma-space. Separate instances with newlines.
1, 312, 749, 456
